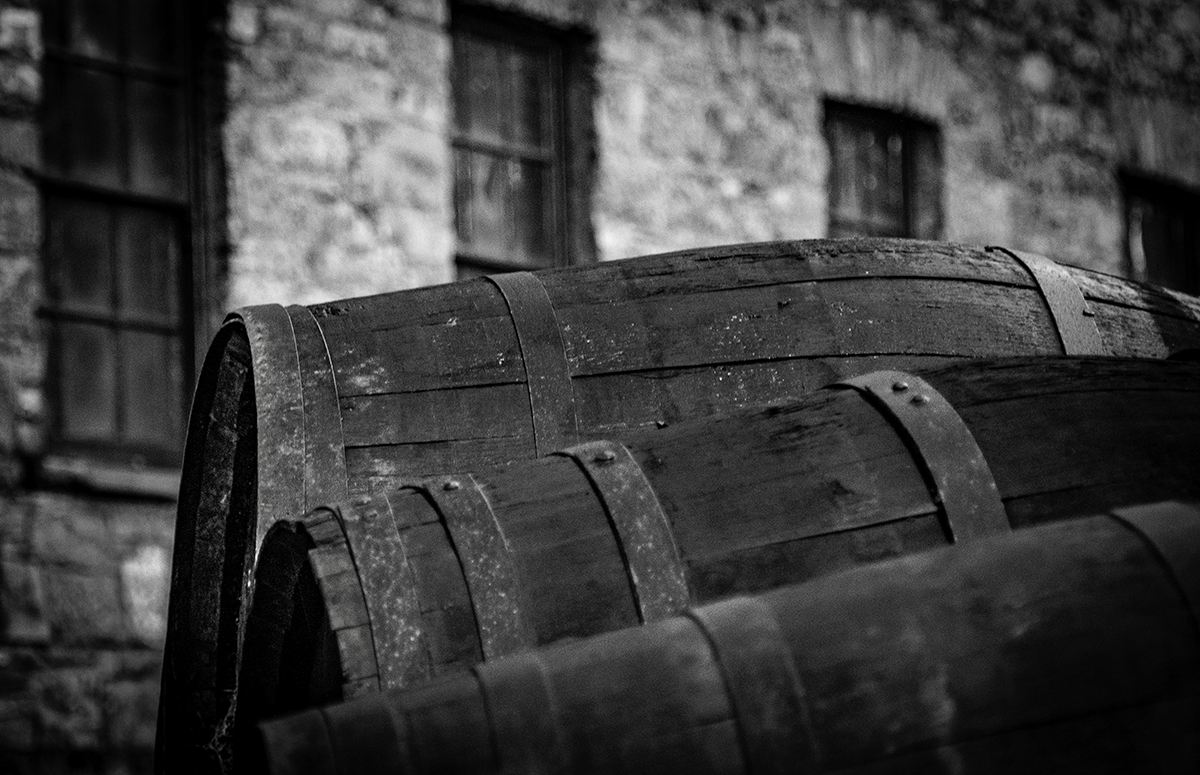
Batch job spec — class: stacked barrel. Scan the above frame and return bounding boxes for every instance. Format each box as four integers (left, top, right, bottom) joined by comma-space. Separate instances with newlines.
156, 239, 1200, 774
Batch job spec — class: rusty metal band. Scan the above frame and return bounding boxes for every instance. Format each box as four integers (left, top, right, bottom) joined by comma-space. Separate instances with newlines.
988, 246, 1105, 355
555, 440, 690, 622
834, 371, 1009, 543
417, 474, 536, 660
474, 650, 569, 775
688, 596, 820, 775
287, 305, 350, 510
334, 495, 429, 690
302, 506, 381, 692
1110, 501, 1200, 638
487, 271, 578, 456
233, 304, 307, 547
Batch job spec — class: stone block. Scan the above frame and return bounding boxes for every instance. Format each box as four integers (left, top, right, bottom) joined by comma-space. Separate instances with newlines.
0, 8, 39, 59
0, 694, 36, 750
0, 546, 50, 644
0, 60, 39, 104
30, 664, 106, 749
102, 679, 158, 750
0, 116, 38, 169
228, 2, 262, 45
30, 499, 114, 571
40, 568, 126, 645
118, 544, 169, 646
323, 21, 389, 64
0, 171, 39, 253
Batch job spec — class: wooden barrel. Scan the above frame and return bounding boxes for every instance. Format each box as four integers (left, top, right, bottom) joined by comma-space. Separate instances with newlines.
254, 500, 1200, 775
234, 356, 1200, 747
157, 239, 1200, 773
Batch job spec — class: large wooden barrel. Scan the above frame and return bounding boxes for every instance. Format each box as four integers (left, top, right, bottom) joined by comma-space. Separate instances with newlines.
255, 500, 1200, 775
158, 239, 1200, 773
235, 356, 1200, 747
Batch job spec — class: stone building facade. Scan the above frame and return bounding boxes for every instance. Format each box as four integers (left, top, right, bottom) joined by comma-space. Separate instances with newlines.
0, 0, 1198, 771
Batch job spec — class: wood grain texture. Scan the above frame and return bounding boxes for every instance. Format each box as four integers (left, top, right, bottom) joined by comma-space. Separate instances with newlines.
255, 505, 1200, 775
166, 239, 1200, 773
240, 357, 1200, 743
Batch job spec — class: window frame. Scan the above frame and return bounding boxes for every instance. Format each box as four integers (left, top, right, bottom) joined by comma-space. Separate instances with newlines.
822, 100, 942, 240
35, 0, 227, 484
1122, 171, 1200, 296
449, 6, 594, 276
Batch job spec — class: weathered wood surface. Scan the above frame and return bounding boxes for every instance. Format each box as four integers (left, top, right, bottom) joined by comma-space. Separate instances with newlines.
158, 239, 1200, 773
236, 357, 1200, 741
255, 501, 1200, 775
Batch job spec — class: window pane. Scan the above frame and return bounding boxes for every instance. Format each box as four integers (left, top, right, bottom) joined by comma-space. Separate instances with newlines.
67, 0, 120, 61
464, 35, 506, 143
129, 80, 185, 198
65, 66, 124, 188
511, 45, 548, 147
127, 0, 182, 69
116, 207, 179, 321
512, 160, 551, 264
1131, 196, 1192, 292
59, 321, 117, 442
120, 330, 183, 450
457, 149, 510, 257
47, 197, 113, 315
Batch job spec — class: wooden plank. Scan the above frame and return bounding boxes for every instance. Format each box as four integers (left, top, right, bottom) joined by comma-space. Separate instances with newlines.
324, 315, 523, 396
538, 239, 1031, 307
344, 435, 534, 486
639, 389, 936, 562
558, 278, 1057, 376
400, 522, 484, 673
338, 383, 530, 447
687, 514, 945, 602
480, 455, 641, 644
308, 276, 512, 335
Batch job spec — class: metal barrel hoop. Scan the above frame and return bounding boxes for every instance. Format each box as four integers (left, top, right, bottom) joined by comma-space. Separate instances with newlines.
487, 271, 579, 456
416, 474, 537, 660
987, 246, 1106, 355
1110, 501, 1200, 639
834, 370, 1009, 543
555, 440, 690, 622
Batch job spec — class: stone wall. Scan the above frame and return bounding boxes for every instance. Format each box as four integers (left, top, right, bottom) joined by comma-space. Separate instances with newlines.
0, 0, 1198, 772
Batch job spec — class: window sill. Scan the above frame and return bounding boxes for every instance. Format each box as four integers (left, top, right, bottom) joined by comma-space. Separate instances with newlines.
35, 455, 181, 500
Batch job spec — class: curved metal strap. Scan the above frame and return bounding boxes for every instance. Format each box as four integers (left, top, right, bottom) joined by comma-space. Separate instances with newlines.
688, 597, 819, 775
555, 441, 689, 622
234, 304, 306, 547
474, 650, 569, 775
302, 507, 380, 693
288, 305, 349, 510
1110, 501, 1200, 637
487, 272, 578, 456
334, 495, 428, 689
418, 474, 536, 660
988, 247, 1105, 355
834, 371, 1009, 543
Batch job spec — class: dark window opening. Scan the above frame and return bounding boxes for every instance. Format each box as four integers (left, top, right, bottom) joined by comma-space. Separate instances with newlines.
451, 7, 593, 277
40, 0, 220, 469
1124, 174, 1200, 295
823, 100, 942, 240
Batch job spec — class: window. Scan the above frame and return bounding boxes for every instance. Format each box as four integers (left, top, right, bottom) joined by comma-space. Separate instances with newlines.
1124, 174, 1200, 295
823, 101, 942, 239
450, 8, 593, 276
40, 0, 211, 469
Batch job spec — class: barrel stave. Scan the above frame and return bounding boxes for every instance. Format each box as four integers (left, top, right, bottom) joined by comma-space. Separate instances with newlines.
256, 507, 1200, 775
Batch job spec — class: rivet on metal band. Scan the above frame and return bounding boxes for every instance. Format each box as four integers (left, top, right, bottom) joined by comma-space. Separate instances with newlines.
555, 440, 690, 622
987, 246, 1106, 355
417, 474, 536, 660
487, 272, 579, 456
1110, 501, 1200, 637
687, 596, 820, 775
834, 370, 1009, 543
